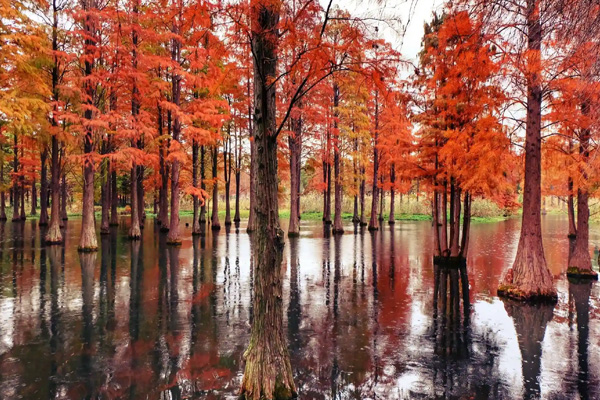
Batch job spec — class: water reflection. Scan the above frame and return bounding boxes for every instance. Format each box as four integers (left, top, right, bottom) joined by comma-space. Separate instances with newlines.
0, 216, 597, 399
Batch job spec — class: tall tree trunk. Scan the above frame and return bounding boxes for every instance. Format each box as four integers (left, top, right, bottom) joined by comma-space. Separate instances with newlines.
568, 101, 596, 277
359, 169, 366, 226
433, 189, 441, 257
100, 152, 110, 234
241, 1, 296, 397
368, 92, 379, 231
78, 0, 98, 252
288, 111, 302, 236
225, 134, 232, 226
60, 173, 67, 221
211, 146, 221, 230
352, 138, 359, 224
499, 0, 555, 300
166, 25, 182, 245
46, 136, 62, 243
441, 181, 448, 255
449, 183, 461, 257
12, 133, 19, 222
137, 166, 145, 227
39, 149, 49, 225
332, 83, 343, 234
567, 176, 576, 238
0, 155, 6, 221
460, 192, 471, 258
199, 145, 207, 225
247, 136, 257, 233
378, 176, 384, 221
110, 170, 118, 226
192, 141, 201, 235
31, 177, 37, 215
129, 2, 142, 240
388, 165, 395, 225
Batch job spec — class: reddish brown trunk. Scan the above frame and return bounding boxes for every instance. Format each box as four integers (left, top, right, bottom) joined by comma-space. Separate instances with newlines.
460, 192, 471, 258
39, 150, 49, 225
60, 173, 67, 222
224, 133, 232, 226
166, 24, 182, 245
388, 165, 395, 225
288, 112, 301, 237
499, 0, 555, 300
241, 2, 295, 397
46, 135, 62, 243
568, 102, 595, 276
332, 83, 343, 234
110, 170, 118, 226
200, 145, 206, 224
192, 141, 201, 235
567, 176, 576, 237
433, 190, 441, 257
0, 156, 6, 221
359, 170, 366, 226
440, 182, 448, 254
368, 91, 379, 231
100, 154, 110, 234
211, 146, 221, 230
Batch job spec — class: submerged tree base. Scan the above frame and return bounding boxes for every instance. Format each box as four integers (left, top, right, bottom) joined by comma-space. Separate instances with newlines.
497, 282, 558, 303
566, 266, 598, 280
77, 245, 98, 252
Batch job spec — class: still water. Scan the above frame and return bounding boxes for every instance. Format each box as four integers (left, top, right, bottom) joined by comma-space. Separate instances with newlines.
0, 215, 598, 399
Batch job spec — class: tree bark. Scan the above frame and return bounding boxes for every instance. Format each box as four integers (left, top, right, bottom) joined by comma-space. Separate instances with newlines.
31, 177, 37, 215
368, 90, 379, 231
225, 133, 232, 226
499, 0, 556, 300
241, 2, 296, 397
110, 170, 118, 226
211, 146, 221, 230
567, 176, 576, 238
39, 149, 49, 225
287, 110, 301, 237
60, 173, 67, 222
332, 83, 343, 234
166, 24, 182, 245
12, 133, 20, 222
388, 165, 395, 225
359, 169, 366, 226
46, 136, 62, 243
200, 145, 207, 224
100, 152, 110, 234
192, 141, 201, 235
460, 192, 471, 258
568, 102, 595, 277
0, 154, 6, 221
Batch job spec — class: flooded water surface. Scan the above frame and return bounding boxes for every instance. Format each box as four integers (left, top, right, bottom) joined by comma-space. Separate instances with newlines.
0, 215, 599, 399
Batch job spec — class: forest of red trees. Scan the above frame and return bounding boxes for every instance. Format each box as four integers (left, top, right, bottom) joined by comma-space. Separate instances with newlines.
2, 0, 600, 397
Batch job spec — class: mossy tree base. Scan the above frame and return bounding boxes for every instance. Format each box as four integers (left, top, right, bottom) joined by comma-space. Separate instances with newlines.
77, 246, 98, 253
497, 283, 558, 303
566, 267, 598, 280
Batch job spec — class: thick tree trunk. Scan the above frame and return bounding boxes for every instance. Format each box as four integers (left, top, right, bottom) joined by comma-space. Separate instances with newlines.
20, 179, 25, 220
241, 2, 295, 397
499, 0, 555, 300
79, 150, 97, 251
449, 184, 461, 257
129, 165, 141, 239
39, 150, 49, 225
211, 146, 221, 230
192, 142, 201, 235
46, 136, 62, 243
137, 166, 145, 227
